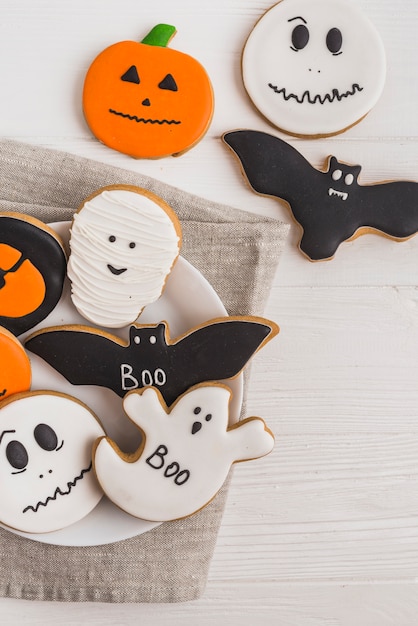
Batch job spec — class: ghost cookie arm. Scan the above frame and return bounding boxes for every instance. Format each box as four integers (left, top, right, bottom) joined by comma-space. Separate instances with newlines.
228, 417, 275, 462
122, 387, 168, 433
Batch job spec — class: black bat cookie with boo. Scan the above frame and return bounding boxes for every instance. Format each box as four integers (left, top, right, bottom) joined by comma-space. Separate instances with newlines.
223, 129, 418, 261
25, 316, 278, 407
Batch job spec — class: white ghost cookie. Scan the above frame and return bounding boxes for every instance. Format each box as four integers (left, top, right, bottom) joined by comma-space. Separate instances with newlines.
67, 185, 182, 328
242, 0, 386, 137
0, 392, 105, 534
93, 383, 275, 522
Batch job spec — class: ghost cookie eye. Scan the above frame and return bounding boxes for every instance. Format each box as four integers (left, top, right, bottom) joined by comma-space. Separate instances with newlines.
33, 423, 61, 452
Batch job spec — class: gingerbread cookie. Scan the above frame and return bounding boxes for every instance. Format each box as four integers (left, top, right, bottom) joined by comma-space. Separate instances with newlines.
93, 384, 274, 522
0, 392, 105, 534
25, 316, 278, 406
223, 129, 418, 261
0, 326, 31, 400
67, 185, 182, 328
83, 23, 214, 158
0, 213, 66, 335
242, 0, 386, 137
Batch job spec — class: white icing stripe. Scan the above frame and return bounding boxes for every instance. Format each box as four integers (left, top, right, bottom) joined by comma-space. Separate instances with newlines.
68, 188, 181, 328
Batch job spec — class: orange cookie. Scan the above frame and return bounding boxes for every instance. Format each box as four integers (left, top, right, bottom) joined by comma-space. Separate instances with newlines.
83, 24, 214, 159
0, 326, 31, 400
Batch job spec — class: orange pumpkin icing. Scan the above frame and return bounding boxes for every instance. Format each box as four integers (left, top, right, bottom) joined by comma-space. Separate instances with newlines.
0, 244, 46, 318
0, 326, 31, 399
83, 24, 214, 159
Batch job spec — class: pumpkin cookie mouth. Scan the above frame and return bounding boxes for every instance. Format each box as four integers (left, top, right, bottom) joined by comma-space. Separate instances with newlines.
109, 108, 181, 125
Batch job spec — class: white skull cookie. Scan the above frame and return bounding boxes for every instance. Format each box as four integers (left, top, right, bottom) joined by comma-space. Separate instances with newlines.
0, 392, 105, 534
93, 384, 275, 522
242, 0, 386, 137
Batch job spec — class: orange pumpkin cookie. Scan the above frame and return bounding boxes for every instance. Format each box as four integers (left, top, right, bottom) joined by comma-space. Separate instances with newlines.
83, 24, 214, 159
0, 326, 31, 400
0, 213, 66, 336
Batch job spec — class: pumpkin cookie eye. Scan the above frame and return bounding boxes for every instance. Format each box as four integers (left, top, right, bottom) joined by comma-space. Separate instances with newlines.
158, 73, 178, 92
121, 65, 140, 84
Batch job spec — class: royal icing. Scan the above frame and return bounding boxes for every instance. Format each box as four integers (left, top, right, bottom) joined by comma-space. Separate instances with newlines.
0, 213, 66, 336
224, 129, 418, 260
93, 384, 275, 521
83, 24, 214, 158
25, 316, 279, 406
242, 0, 386, 137
0, 392, 104, 534
67, 186, 181, 328
0, 326, 31, 400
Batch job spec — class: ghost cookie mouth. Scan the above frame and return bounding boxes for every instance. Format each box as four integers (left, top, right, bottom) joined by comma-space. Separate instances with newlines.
328, 188, 348, 201
107, 264, 127, 276
108, 109, 181, 125
268, 82, 363, 105
22, 462, 93, 514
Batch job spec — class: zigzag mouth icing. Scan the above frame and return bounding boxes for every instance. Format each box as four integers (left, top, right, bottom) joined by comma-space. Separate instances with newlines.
328, 187, 348, 201
109, 109, 181, 125
22, 462, 92, 514
268, 83, 363, 105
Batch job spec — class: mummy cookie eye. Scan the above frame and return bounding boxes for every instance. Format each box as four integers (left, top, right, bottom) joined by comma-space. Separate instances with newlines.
6, 440, 28, 471
326, 28, 343, 55
158, 73, 178, 92
291, 24, 309, 51
108, 235, 116, 243
332, 169, 343, 181
121, 65, 140, 84
129, 242, 136, 249
345, 173, 354, 185
34, 423, 59, 451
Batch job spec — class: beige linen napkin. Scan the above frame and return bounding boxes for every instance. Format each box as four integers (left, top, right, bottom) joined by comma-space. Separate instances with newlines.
0, 140, 289, 603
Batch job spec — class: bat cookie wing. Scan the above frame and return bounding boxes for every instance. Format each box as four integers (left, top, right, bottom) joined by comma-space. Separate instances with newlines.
25, 325, 125, 395
223, 129, 320, 201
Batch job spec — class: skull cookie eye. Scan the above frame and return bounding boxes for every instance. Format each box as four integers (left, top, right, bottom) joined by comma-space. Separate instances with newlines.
291, 24, 310, 51
326, 28, 343, 55
6, 440, 28, 471
34, 423, 59, 451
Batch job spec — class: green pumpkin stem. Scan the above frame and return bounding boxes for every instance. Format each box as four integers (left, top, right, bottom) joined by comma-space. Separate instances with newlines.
141, 24, 176, 47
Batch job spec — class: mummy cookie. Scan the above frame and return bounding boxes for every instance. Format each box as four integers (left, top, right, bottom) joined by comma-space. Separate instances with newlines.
0, 392, 105, 534
224, 129, 418, 261
0, 213, 66, 336
0, 326, 31, 400
25, 316, 278, 407
93, 384, 274, 521
242, 0, 386, 137
67, 185, 182, 328
83, 24, 214, 158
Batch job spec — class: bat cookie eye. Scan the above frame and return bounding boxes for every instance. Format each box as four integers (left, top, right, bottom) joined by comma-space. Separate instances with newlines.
291, 24, 309, 51
332, 169, 343, 181
34, 423, 59, 451
345, 173, 354, 185
326, 28, 343, 54
6, 440, 28, 471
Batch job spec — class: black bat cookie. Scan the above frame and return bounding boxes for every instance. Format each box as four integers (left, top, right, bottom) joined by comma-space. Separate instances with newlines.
223, 129, 418, 261
25, 316, 278, 406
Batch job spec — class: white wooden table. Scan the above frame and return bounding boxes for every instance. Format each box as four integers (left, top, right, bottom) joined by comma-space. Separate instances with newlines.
1, 0, 417, 623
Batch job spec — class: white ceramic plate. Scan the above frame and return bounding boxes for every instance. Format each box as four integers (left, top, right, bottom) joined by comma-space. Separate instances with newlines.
4, 222, 242, 546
